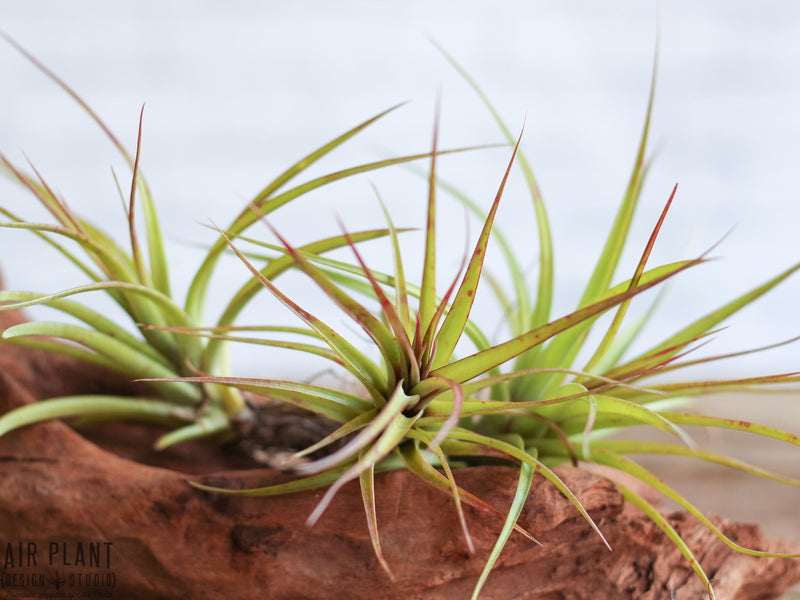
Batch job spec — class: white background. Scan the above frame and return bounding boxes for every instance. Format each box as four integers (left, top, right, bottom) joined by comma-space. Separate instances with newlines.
1, 2, 799, 379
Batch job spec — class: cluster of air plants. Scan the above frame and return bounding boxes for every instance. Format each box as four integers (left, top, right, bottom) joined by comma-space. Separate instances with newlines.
1, 35, 799, 600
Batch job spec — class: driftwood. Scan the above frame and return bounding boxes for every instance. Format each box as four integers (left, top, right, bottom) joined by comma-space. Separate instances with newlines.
0, 306, 798, 600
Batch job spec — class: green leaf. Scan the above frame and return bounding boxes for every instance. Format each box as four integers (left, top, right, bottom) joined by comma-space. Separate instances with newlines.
434, 41, 554, 335
511, 62, 657, 399
126, 106, 150, 288
431, 127, 523, 369
629, 260, 800, 367
191, 465, 352, 497
446, 427, 610, 551
425, 258, 703, 390
596, 449, 800, 558
418, 368, 660, 424
338, 223, 419, 388
291, 411, 377, 460
416, 167, 530, 336
0, 220, 186, 362
2, 33, 174, 305
400, 435, 538, 545
0, 192, 101, 283
592, 440, 800, 488
184, 102, 404, 319
141, 376, 370, 423
611, 373, 800, 404
155, 407, 233, 449
416, 437, 475, 554
471, 442, 536, 600
188, 119, 482, 321
0, 395, 194, 439
582, 184, 677, 374
204, 227, 401, 371
265, 223, 404, 390
616, 483, 716, 599
140, 179, 171, 297
0, 290, 167, 365
0, 335, 119, 371
0, 221, 136, 283
359, 455, 394, 579
419, 377, 465, 452
537, 393, 696, 449
647, 334, 800, 377
660, 411, 800, 446
17, 158, 85, 231
376, 190, 412, 334
419, 100, 441, 335
293, 383, 417, 477
2, 322, 200, 404
214, 226, 389, 400
188, 455, 406, 497
239, 240, 494, 370
151, 323, 342, 366
306, 407, 420, 527
0, 281, 200, 367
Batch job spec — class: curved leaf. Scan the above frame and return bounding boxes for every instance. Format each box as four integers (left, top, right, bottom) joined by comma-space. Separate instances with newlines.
3, 322, 200, 404
616, 483, 715, 599
0, 395, 194, 440
596, 449, 800, 558
471, 443, 536, 600
426, 258, 703, 389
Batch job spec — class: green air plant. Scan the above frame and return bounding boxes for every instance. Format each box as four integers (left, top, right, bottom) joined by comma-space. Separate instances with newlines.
0, 33, 471, 452
170, 62, 800, 599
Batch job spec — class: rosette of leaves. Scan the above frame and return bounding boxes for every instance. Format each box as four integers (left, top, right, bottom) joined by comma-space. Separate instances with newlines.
0, 34, 460, 451
181, 61, 800, 599
151, 121, 668, 592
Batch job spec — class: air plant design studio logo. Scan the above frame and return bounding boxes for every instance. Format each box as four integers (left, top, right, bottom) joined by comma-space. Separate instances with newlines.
1, 540, 117, 598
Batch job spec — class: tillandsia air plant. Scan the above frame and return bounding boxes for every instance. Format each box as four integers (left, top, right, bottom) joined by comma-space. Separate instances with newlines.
0, 33, 472, 453
163, 52, 800, 599
1, 33, 800, 600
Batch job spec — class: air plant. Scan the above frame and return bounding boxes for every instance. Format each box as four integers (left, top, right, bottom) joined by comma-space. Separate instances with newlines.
172, 57, 800, 600
0, 33, 468, 451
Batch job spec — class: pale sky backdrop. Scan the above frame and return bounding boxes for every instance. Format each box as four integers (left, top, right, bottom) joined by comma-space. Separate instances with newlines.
1, 2, 799, 379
